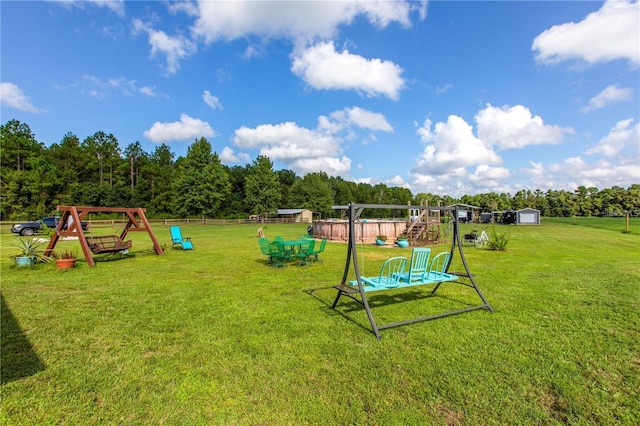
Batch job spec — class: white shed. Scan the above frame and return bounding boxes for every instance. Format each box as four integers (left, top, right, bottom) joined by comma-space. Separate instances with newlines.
517, 208, 541, 225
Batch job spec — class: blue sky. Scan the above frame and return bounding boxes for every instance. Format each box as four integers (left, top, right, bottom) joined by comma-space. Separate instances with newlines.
1, 0, 638, 197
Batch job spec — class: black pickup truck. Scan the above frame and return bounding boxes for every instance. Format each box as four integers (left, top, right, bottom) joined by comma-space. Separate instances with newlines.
11, 216, 89, 236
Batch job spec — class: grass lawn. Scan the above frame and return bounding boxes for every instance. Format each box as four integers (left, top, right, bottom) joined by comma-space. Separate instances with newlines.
545, 216, 640, 235
2, 220, 639, 424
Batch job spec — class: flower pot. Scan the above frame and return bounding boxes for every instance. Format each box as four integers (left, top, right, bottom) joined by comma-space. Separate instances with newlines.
376, 239, 386, 246
15, 256, 35, 267
55, 259, 76, 270
397, 240, 409, 248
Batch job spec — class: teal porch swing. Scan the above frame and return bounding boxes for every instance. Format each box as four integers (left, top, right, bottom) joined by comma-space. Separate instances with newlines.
331, 203, 493, 339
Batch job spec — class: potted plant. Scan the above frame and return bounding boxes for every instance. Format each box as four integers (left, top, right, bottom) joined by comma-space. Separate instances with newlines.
375, 235, 387, 246
397, 235, 409, 248
10, 238, 50, 267
52, 249, 78, 270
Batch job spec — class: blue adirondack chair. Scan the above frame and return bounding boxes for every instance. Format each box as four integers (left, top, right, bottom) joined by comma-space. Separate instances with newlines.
170, 226, 194, 250
397, 247, 431, 284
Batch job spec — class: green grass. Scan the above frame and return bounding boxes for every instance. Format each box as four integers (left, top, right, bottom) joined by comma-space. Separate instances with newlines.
2, 222, 639, 425
545, 215, 640, 235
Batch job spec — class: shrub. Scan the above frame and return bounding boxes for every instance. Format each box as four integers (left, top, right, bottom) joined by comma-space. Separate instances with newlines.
52, 249, 78, 260
488, 227, 509, 251
9, 238, 51, 263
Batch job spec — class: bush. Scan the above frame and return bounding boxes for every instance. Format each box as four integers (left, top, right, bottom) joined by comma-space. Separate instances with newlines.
488, 227, 509, 251
52, 249, 78, 260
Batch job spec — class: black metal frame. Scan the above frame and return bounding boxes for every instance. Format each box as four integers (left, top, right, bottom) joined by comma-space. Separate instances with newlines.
331, 203, 493, 339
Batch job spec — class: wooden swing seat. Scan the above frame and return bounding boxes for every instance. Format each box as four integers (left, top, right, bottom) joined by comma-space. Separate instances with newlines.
86, 235, 132, 254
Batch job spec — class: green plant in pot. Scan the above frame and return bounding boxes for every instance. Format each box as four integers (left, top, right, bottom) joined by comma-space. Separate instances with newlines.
52, 249, 78, 270
10, 238, 51, 266
397, 235, 409, 247
376, 235, 387, 246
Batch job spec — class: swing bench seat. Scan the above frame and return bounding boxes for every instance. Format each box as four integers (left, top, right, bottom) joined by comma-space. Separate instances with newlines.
348, 252, 459, 292
86, 235, 132, 254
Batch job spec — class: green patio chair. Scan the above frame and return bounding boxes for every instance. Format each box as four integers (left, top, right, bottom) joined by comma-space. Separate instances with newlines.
258, 238, 289, 267
294, 239, 315, 266
308, 237, 327, 262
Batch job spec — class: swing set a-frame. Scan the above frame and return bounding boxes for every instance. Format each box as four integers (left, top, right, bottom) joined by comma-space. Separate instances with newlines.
44, 206, 164, 267
331, 203, 493, 339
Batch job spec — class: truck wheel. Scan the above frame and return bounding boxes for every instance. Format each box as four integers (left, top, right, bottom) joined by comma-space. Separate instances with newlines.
21, 228, 35, 236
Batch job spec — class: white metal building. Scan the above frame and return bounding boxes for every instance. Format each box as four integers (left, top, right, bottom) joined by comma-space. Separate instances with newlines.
517, 208, 541, 225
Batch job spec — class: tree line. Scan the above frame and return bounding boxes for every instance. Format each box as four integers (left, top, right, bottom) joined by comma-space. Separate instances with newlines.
1, 119, 638, 221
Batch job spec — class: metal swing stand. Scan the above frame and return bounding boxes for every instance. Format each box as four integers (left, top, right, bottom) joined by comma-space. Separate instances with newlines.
331, 203, 494, 339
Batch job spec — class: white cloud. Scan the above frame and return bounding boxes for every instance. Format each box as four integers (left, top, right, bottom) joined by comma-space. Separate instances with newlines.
231, 106, 393, 175
317, 115, 344, 134
191, 1, 424, 46
234, 122, 338, 156
328, 106, 393, 132
132, 19, 197, 74
408, 104, 579, 195
526, 161, 546, 179
586, 118, 639, 157
413, 116, 501, 175
464, 165, 512, 193
219, 146, 250, 163
548, 156, 640, 189
70, 74, 159, 98
581, 85, 634, 113
166, 0, 198, 17
202, 90, 222, 109
524, 147, 640, 193
468, 165, 510, 183
475, 104, 572, 149
139, 86, 157, 97
386, 175, 407, 187
51, 0, 126, 17
133, 1, 424, 80
87, 0, 125, 17
435, 83, 454, 94
233, 121, 349, 176
291, 41, 405, 99
420, 164, 512, 195
532, 0, 640, 66
144, 114, 214, 143
289, 156, 352, 176
0, 82, 40, 112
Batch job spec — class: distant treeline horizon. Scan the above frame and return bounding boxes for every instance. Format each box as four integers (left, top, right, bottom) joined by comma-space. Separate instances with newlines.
2, 119, 639, 221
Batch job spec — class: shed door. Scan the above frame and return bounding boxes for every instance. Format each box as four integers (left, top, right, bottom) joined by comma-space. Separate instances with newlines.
520, 213, 536, 223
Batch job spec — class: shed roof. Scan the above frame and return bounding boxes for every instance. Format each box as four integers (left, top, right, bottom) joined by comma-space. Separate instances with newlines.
277, 209, 309, 215
448, 203, 481, 209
